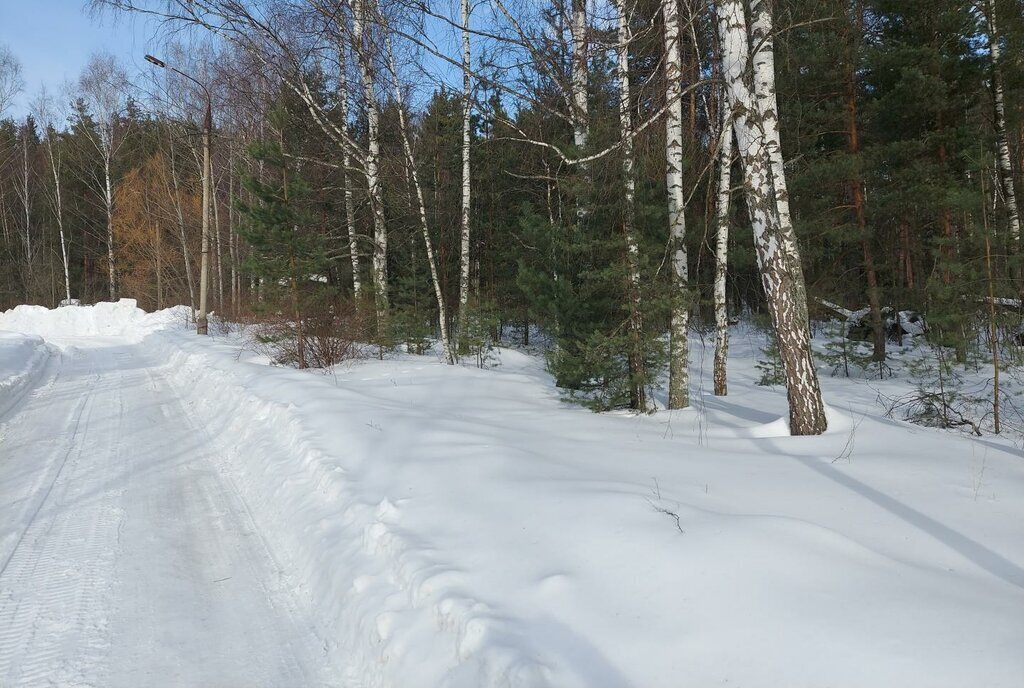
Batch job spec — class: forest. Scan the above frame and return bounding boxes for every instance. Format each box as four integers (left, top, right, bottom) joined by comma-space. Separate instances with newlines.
1, 0, 1022, 436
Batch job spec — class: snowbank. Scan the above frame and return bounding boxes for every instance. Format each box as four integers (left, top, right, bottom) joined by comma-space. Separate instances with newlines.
0, 299, 179, 340
0, 332, 50, 418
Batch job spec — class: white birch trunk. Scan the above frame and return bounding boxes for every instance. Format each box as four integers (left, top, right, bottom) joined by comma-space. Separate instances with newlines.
717, 0, 826, 435
617, 0, 647, 411
20, 126, 32, 284
457, 0, 473, 354
664, 0, 689, 409
571, 0, 590, 227
45, 135, 71, 302
570, 0, 589, 152
104, 155, 116, 301
750, 1, 795, 262
228, 157, 238, 312
338, 38, 363, 302
353, 0, 389, 340
986, 0, 1021, 243
197, 115, 212, 334
386, 41, 456, 364
713, 106, 733, 397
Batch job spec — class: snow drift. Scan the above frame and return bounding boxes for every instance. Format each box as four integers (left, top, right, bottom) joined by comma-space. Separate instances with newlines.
0, 332, 50, 418
0, 299, 175, 339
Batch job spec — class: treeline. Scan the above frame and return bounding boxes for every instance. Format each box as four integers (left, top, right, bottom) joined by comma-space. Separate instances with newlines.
0, 0, 1021, 434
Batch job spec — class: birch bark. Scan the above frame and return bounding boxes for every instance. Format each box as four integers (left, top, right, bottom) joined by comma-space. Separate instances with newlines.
713, 105, 733, 397
44, 130, 71, 302
104, 155, 116, 300
457, 0, 473, 354
717, 0, 827, 435
615, 0, 647, 410
353, 0, 389, 340
338, 37, 363, 302
986, 0, 1021, 244
571, 0, 590, 227
18, 125, 32, 289
749, 0, 802, 295
386, 40, 456, 364
664, 0, 689, 409
570, 0, 589, 154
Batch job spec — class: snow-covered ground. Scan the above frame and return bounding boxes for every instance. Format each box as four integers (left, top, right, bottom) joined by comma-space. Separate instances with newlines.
1, 300, 1022, 687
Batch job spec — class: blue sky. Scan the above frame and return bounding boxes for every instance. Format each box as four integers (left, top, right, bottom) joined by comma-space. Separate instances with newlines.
2, 1, 158, 117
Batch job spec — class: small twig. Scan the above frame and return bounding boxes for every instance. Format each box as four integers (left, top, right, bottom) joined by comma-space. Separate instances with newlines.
648, 501, 685, 534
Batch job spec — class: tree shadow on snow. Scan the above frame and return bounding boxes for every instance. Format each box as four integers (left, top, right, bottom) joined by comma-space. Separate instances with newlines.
784, 451, 1024, 590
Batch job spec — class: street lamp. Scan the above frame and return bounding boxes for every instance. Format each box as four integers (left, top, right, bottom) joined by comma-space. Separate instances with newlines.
145, 54, 213, 335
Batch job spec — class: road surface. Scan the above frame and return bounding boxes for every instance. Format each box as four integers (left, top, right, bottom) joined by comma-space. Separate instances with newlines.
0, 337, 333, 687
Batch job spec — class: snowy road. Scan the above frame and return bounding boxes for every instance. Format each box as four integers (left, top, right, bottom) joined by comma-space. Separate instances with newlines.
0, 339, 332, 687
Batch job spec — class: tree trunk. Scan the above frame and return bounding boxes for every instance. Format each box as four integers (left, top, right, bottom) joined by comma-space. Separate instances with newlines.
570, 0, 590, 227
713, 105, 733, 397
197, 104, 212, 335
228, 157, 238, 313
20, 125, 32, 295
353, 0, 389, 342
44, 137, 72, 303
457, 0, 473, 355
617, 0, 647, 411
986, 0, 1021, 246
718, 0, 827, 435
845, 1, 885, 362
386, 40, 456, 364
104, 156, 116, 301
664, 0, 690, 409
338, 37, 363, 303
750, 0, 803, 296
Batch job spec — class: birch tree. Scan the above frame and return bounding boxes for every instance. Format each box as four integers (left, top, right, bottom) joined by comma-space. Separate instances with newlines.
717, 0, 827, 434
457, 0, 473, 354
0, 46, 21, 116
337, 37, 363, 303
13, 117, 34, 290
352, 0, 390, 339
664, 0, 689, 409
984, 0, 1020, 245
713, 104, 733, 397
78, 53, 132, 301
34, 90, 72, 303
571, 0, 590, 228
385, 35, 456, 364
616, 0, 647, 410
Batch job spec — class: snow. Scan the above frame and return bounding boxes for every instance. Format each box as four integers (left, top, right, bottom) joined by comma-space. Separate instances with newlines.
2, 303, 1023, 687
0, 331, 50, 418
0, 298, 175, 340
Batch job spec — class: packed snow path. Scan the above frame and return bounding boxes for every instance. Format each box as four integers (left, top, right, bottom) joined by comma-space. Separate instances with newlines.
0, 338, 331, 687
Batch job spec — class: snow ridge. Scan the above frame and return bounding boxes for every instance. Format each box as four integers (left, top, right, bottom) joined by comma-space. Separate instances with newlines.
150, 329, 550, 688
0, 332, 51, 419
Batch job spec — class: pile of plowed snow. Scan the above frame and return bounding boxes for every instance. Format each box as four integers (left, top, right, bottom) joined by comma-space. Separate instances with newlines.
0, 299, 185, 339
0, 332, 50, 417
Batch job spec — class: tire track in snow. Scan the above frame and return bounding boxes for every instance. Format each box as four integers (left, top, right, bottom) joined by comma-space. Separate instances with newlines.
0, 338, 335, 687
0, 352, 124, 686
115, 358, 326, 687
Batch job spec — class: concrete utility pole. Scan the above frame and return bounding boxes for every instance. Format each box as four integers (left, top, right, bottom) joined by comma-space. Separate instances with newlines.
146, 54, 213, 335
